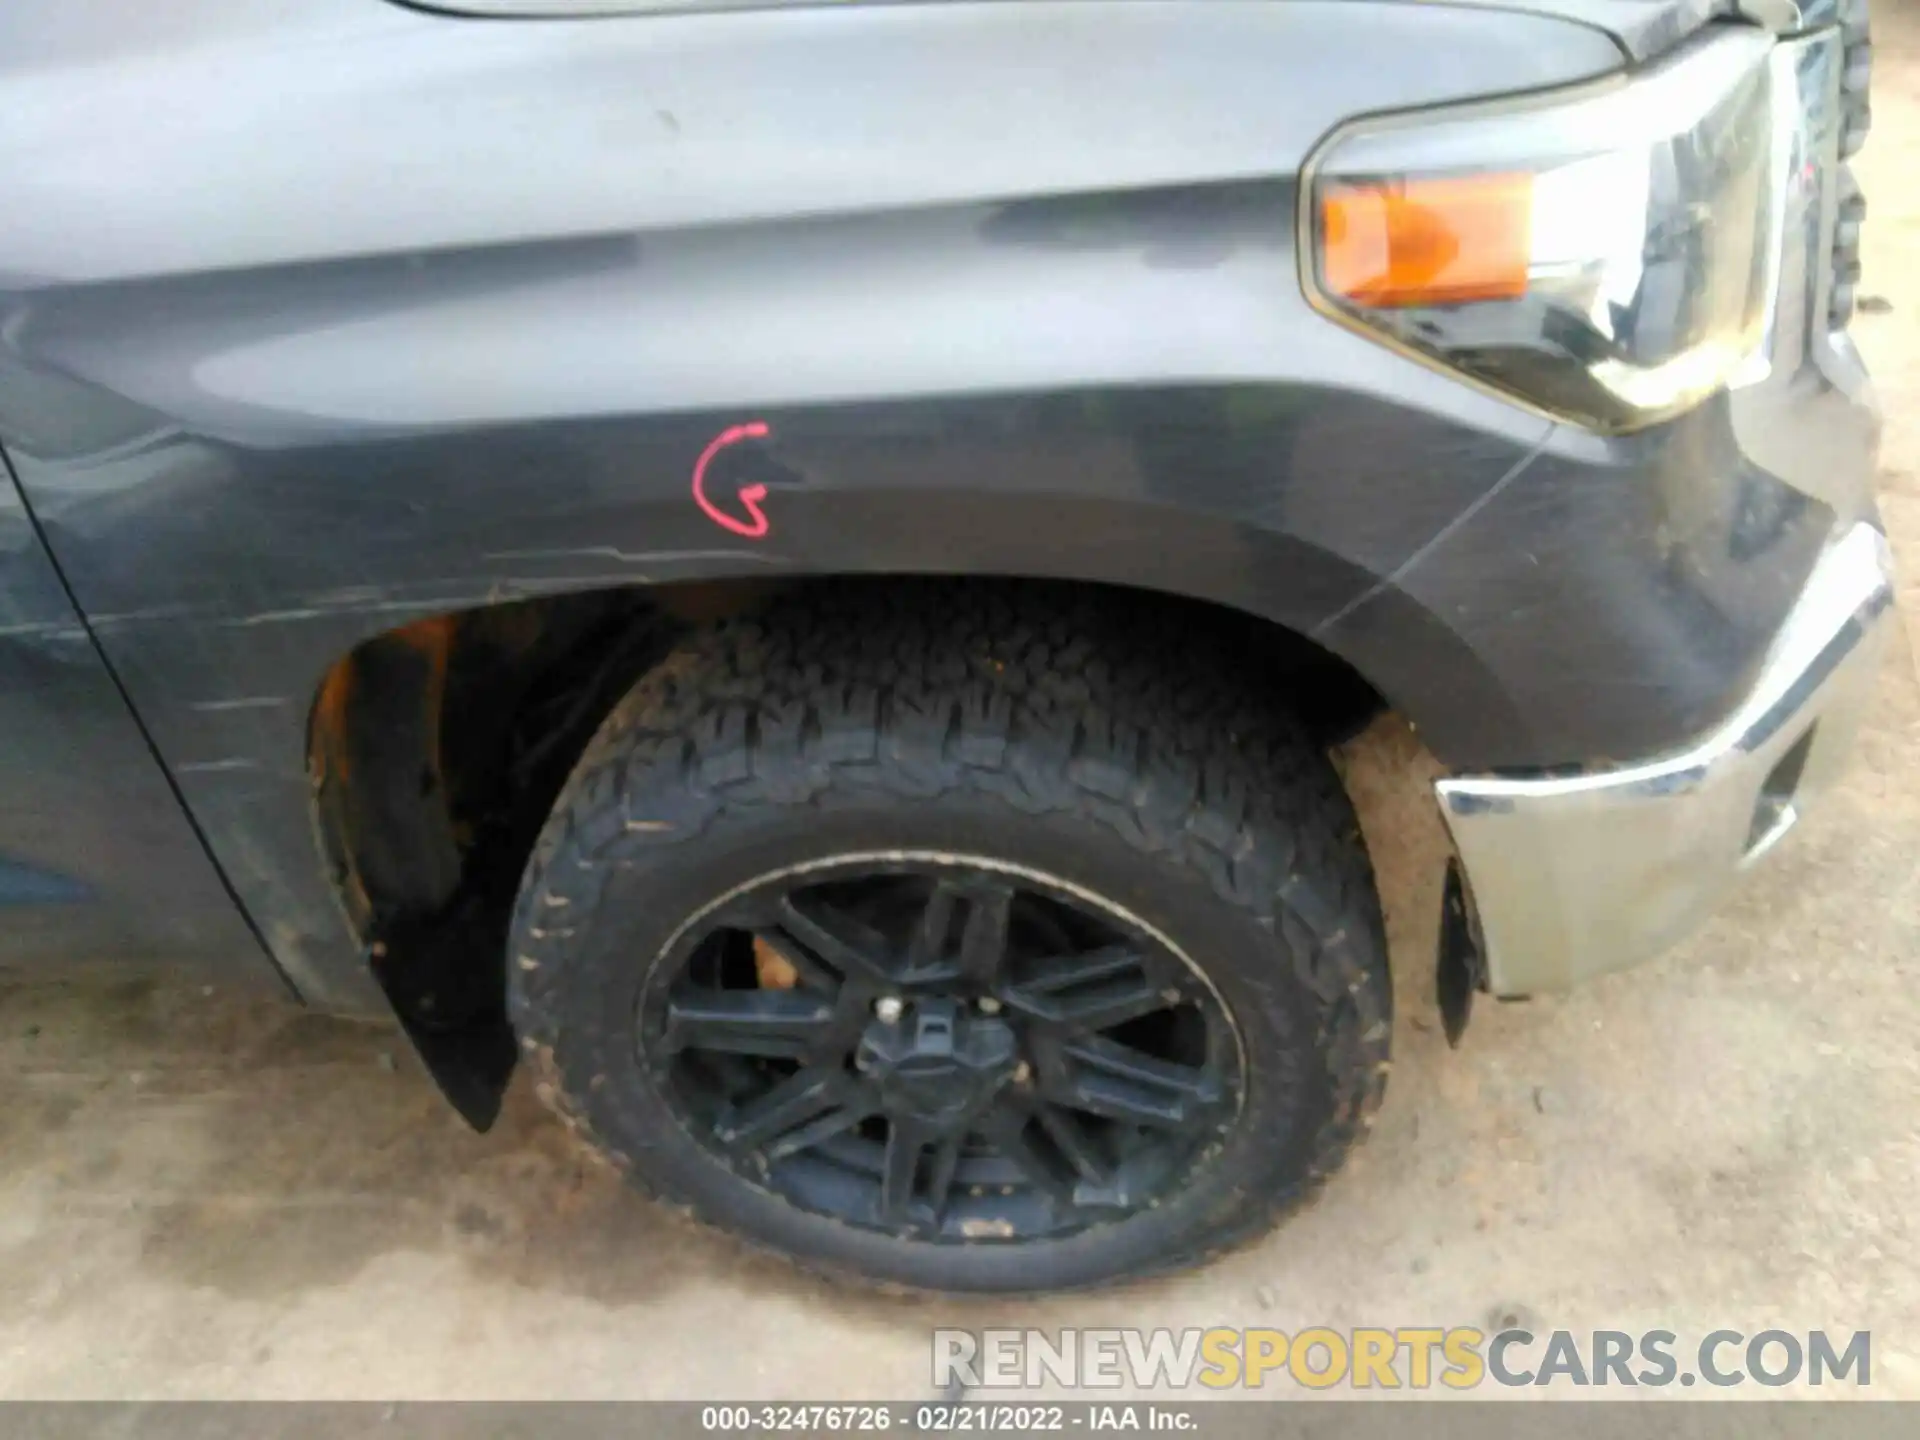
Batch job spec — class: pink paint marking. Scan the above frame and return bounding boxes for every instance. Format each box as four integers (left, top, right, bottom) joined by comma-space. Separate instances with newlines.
692, 421, 774, 539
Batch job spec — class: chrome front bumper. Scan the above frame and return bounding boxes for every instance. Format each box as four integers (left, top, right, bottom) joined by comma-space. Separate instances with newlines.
1436, 522, 1895, 997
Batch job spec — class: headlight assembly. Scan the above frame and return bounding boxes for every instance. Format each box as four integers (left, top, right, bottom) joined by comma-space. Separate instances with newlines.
1304, 28, 1781, 432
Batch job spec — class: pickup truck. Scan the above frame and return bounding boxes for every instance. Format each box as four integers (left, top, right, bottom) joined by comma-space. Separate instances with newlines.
0, 0, 1889, 1292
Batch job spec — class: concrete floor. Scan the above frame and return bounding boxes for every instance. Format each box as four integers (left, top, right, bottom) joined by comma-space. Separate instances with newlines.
4, 12, 1920, 1404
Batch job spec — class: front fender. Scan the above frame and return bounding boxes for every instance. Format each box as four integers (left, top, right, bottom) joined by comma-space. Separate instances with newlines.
5, 0, 1815, 1015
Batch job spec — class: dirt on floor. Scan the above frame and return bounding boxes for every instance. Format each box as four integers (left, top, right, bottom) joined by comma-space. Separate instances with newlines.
2, 6, 1919, 1405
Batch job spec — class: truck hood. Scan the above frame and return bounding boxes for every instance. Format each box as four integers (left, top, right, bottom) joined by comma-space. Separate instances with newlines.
1399, 0, 1770, 61
380, 0, 1765, 65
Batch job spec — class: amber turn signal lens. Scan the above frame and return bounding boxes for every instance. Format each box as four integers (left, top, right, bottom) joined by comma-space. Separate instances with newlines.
1319, 174, 1534, 309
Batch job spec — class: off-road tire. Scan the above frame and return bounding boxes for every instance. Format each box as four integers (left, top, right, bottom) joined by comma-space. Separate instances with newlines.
507, 582, 1391, 1293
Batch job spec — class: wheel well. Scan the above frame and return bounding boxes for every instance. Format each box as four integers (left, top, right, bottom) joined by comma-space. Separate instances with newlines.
305, 575, 1382, 1124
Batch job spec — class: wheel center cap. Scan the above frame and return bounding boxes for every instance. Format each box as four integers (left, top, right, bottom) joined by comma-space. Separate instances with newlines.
856, 998, 1018, 1127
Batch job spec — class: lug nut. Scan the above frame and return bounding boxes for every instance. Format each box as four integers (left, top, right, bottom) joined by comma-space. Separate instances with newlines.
977, 996, 1002, 1015
874, 996, 904, 1024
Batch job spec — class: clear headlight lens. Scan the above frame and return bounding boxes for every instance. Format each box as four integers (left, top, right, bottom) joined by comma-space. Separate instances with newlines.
1305, 28, 1781, 432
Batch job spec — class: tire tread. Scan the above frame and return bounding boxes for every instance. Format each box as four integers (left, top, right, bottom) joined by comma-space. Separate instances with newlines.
509, 581, 1390, 1294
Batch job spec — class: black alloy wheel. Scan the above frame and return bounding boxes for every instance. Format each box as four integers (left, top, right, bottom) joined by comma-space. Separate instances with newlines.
641, 858, 1244, 1242
509, 583, 1391, 1292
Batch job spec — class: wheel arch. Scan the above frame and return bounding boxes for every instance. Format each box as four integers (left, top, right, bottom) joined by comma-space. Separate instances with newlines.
305, 573, 1387, 1125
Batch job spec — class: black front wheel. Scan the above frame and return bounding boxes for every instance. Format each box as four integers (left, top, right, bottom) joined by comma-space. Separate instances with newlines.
508, 586, 1391, 1293
641, 856, 1245, 1244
